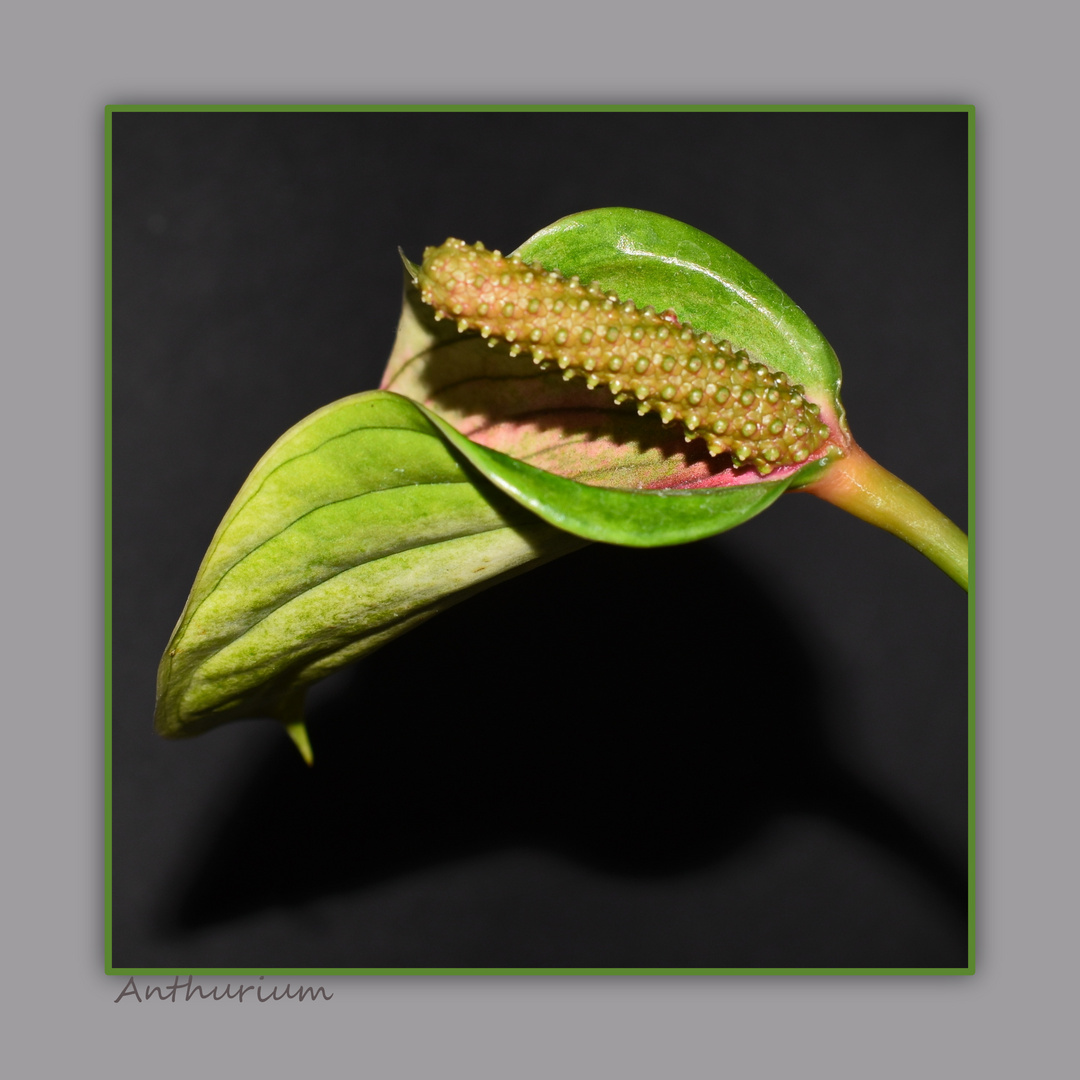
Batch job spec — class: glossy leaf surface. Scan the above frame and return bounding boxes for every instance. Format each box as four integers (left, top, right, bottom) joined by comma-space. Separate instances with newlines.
514, 207, 846, 417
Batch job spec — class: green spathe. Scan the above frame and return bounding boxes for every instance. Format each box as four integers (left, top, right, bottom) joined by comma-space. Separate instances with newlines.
154, 392, 583, 745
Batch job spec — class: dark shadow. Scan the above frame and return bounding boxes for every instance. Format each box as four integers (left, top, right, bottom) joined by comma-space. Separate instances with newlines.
160, 541, 966, 965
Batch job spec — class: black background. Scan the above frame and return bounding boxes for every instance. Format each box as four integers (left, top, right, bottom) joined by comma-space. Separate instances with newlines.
111, 110, 968, 970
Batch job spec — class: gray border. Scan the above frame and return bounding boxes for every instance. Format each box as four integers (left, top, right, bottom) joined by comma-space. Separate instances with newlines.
6, 1, 1067, 1075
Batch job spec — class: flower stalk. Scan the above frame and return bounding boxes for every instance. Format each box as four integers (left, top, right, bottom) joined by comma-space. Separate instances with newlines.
804, 445, 968, 589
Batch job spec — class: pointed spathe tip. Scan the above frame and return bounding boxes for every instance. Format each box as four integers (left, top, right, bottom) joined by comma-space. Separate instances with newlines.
398, 246, 420, 284
284, 720, 314, 766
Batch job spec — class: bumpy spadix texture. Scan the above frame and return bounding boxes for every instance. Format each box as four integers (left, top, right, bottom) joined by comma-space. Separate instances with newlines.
416, 239, 831, 475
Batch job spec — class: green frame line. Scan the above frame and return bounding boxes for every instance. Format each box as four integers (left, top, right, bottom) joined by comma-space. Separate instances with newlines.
966, 105, 977, 974
104, 105, 115, 976
107, 103, 970, 116
105, 102, 975, 979
110, 966, 971, 977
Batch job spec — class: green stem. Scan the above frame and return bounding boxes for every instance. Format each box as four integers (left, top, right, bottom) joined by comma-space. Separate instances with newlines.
805, 446, 968, 590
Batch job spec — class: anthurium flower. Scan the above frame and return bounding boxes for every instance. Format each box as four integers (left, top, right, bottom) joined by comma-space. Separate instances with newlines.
154, 208, 967, 761
385, 208, 966, 576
